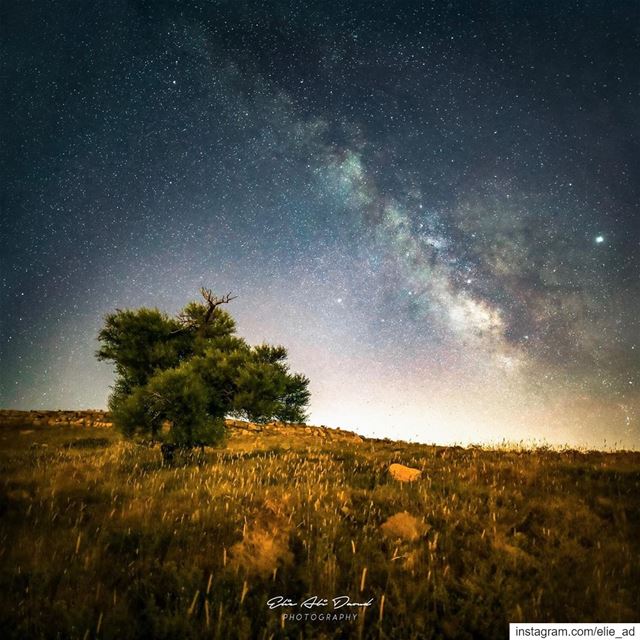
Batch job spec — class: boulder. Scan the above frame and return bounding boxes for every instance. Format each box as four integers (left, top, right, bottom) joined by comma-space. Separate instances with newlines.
388, 463, 421, 482
381, 511, 429, 541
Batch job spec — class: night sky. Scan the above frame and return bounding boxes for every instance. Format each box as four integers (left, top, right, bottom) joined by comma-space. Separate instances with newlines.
2, 1, 639, 447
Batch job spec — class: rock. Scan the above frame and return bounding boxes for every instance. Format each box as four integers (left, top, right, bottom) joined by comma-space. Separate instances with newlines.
388, 463, 421, 482
229, 527, 293, 578
380, 511, 429, 541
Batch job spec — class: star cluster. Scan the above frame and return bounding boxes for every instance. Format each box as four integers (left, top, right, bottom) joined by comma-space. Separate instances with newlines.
2, 1, 639, 447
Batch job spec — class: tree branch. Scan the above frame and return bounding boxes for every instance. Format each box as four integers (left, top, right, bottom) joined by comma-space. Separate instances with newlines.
200, 288, 237, 324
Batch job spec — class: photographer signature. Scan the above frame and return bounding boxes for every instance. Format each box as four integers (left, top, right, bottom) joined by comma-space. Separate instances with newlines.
267, 595, 374, 610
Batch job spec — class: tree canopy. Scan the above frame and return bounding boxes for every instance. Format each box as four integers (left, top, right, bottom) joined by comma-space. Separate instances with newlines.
97, 289, 310, 448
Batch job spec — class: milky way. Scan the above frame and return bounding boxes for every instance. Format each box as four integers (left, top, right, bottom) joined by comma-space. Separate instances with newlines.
2, 1, 639, 447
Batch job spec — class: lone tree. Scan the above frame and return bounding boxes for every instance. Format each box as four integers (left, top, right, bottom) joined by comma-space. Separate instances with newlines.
97, 289, 310, 461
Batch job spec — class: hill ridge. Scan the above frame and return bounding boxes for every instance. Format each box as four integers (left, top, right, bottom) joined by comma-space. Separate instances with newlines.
0, 409, 366, 445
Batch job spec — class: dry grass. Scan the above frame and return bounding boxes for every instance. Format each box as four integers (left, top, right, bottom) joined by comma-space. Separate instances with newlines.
0, 419, 639, 639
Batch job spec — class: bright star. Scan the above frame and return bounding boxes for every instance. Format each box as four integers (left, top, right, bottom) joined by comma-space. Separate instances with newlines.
595, 235, 604, 244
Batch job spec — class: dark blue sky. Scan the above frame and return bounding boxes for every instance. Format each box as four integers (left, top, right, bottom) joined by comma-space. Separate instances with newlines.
2, 0, 639, 446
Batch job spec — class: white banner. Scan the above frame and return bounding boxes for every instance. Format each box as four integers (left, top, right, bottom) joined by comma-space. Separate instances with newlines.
510, 623, 639, 639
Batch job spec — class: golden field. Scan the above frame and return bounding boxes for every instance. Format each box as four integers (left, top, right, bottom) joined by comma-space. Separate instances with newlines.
1, 411, 639, 639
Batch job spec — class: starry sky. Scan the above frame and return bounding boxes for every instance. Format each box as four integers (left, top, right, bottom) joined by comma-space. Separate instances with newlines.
2, 1, 639, 447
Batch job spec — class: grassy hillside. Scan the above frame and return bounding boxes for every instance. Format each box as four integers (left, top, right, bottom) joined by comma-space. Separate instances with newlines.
1, 413, 639, 639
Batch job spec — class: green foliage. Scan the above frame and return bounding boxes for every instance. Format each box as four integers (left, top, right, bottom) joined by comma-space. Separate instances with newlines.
145, 366, 224, 447
97, 308, 188, 388
231, 354, 310, 423
109, 385, 157, 439
97, 291, 310, 448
